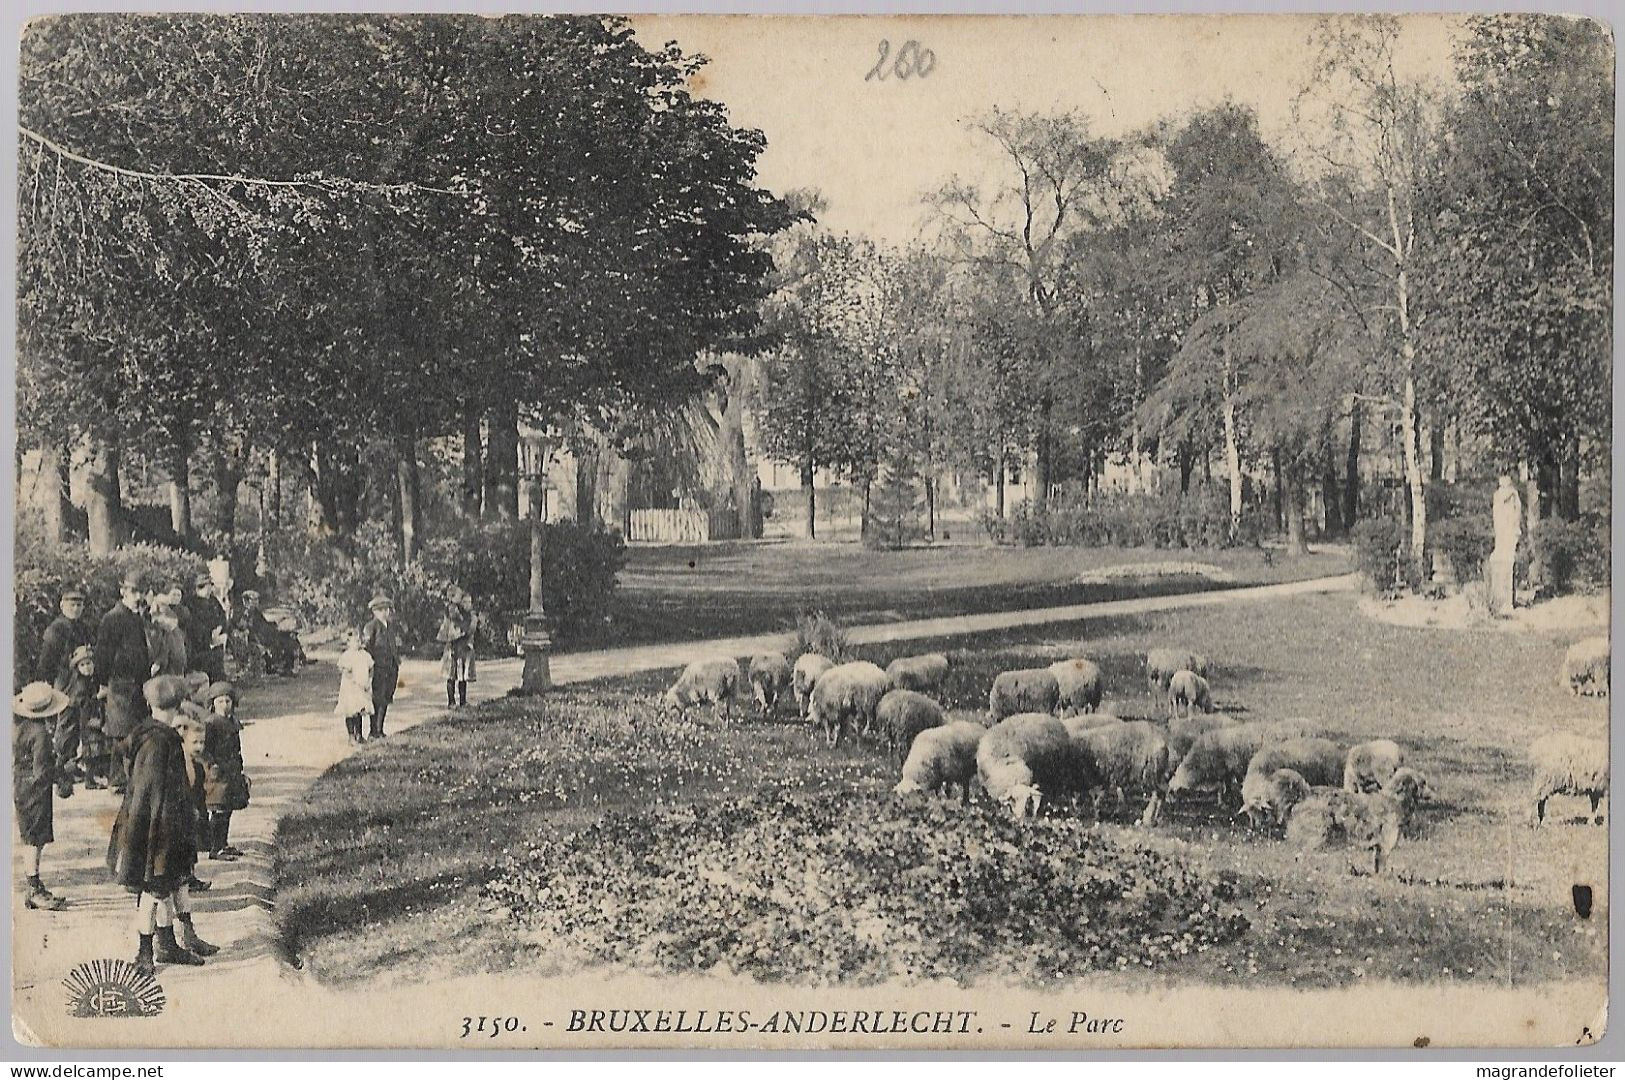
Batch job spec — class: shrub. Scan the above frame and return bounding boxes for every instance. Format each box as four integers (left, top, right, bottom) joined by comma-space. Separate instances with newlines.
1531, 515, 1611, 596
483, 788, 1251, 986
791, 611, 852, 662
1429, 516, 1495, 585
979, 490, 1260, 550
1351, 517, 1408, 595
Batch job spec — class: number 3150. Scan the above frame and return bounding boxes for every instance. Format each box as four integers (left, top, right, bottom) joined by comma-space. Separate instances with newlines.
866, 39, 936, 81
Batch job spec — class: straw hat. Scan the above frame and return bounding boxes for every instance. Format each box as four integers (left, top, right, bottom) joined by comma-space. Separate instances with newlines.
368, 595, 395, 612
13, 682, 70, 718
199, 681, 238, 709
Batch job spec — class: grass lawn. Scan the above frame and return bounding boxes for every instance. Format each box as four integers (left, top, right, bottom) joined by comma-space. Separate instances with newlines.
275, 590, 1606, 991
590, 541, 1350, 650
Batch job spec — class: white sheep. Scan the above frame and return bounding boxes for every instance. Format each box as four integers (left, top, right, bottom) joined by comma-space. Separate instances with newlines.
886, 652, 951, 695
988, 667, 1061, 721
1242, 767, 1312, 827
876, 688, 947, 766
1168, 721, 1302, 806
661, 657, 742, 722
1048, 657, 1104, 715
976, 712, 1078, 817
894, 720, 986, 803
1167, 713, 1240, 773
806, 661, 890, 748
748, 652, 793, 717
1238, 736, 1347, 824
1529, 732, 1609, 827
1071, 720, 1171, 825
1344, 739, 1404, 793
1146, 647, 1210, 695
1287, 768, 1433, 875
792, 653, 837, 718
1561, 637, 1610, 698
1060, 712, 1121, 739
1166, 669, 1213, 719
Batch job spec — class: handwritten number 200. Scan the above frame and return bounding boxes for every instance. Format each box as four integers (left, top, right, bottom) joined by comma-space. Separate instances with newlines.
866, 39, 935, 81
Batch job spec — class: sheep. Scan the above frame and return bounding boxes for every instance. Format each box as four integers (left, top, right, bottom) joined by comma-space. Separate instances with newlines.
1167, 713, 1240, 773
976, 712, 1080, 817
792, 653, 836, 718
1060, 712, 1122, 739
886, 652, 951, 695
1048, 657, 1104, 715
1344, 739, 1404, 793
1146, 647, 1210, 695
1071, 720, 1171, 825
1286, 768, 1433, 875
988, 668, 1061, 721
1167, 722, 1300, 806
806, 661, 890, 749
876, 689, 947, 766
1239, 767, 1312, 828
1561, 637, 1610, 698
1529, 732, 1609, 827
661, 657, 742, 722
1166, 669, 1213, 719
1238, 737, 1347, 824
747, 652, 793, 717
894, 720, 986, 804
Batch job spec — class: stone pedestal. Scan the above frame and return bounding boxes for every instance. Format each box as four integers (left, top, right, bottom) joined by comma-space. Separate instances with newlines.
1488, 550, 1516, 617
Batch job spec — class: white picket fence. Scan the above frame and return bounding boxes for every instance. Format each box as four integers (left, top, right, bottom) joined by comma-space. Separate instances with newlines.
627, 508, 740, 543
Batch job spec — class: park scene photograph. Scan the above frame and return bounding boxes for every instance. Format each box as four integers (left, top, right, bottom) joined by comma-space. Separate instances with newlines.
8, 11, 1613, 1050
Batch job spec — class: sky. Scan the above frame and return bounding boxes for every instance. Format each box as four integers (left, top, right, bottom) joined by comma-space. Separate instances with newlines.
629, 14, 1467, 246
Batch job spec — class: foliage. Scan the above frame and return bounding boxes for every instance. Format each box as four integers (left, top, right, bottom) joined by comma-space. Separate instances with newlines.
791, 612, 853, 663
981, 490, 1260, 550
483, 787, 1250, 985
1350, 517, 1414, 595
1428, 516, 1494, 585
1530, 516, 1610, 596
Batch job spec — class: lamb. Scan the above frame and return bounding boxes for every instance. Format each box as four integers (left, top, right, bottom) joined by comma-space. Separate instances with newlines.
1167, 713, 1240, 773
1146, 647, 1210, 695
806, 661, 890, 748
876, 689, 947, 766
886, 652, 951, 695
1529, 732, 1609, 826
1561, 637, 1610, 698
894, 720, 986, 804
747, 652, 793, 717
976, 712, 1082, 817
1071, 720, 1171, 825
1286, 768, 1433, 874
1049, 657, 1104, 715
1344, 739, 1404, 793
1166, 669, 1213, 719
988, 668, 1061, 721
1167, 722, 1299, 806
792, 653, 836, 718
661, 657, 742, 722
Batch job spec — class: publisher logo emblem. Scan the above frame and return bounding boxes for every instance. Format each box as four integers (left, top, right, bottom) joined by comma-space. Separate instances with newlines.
62, 960, 166, 1018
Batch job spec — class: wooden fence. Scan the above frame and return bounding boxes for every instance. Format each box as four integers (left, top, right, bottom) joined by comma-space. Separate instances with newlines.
627, 507, 741, 543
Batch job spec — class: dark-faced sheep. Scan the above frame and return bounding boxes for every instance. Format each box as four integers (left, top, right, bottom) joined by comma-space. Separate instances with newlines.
1529, 732, 1609, 826
1241, 767, 1312, 827
748, 652, 792, 717
806, 661, 890, 748
1049, 658, 1104, 715
1168, 714, 1240, 773
895, 720, 986, 803
1072, 720, 1171, 824
1344, 739, 1404, 793
1287, 768, 1433, 874
877, 689, 947, 766
887, 653, 951, 695
661, 657, 742, 722
1168, 722, 1299, 806
792, 653, 836, 718
989, 668, 1061, 721
1167, 669, 1213, 719
976, 712, 1079, 817
1561, 637, 1610, 698
1146, 647, 1210, 696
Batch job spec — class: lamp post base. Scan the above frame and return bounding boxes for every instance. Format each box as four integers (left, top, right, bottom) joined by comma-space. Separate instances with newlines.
518, 614, 553, 694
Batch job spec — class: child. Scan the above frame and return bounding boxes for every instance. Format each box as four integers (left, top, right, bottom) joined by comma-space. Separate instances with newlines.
436, 596, 478, 708
62, 646, 106, 792
14, 681, 71, 911
199, 682, 249, 860
335, 630, 374, 745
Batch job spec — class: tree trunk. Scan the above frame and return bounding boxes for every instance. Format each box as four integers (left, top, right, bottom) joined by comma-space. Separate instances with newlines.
995, 447, 1007, 519
169, 446, 192, 541
1034, 402, 1052, 513
1177, 445, 1194, 495
801, 458, 816, 540
1400, 374, 1428, 581
1522, 461, 1541, 541
85, 439, 124, 556
461, 408, 484, 519
600, 448, 630, 534
1321, 439, 1344, 538
267, 448, 282, 531
484, 399, 519, 520
396, 437, 421, 563
1559, 435, 1581, 520
40, 441, 73, 543
1429, 418, 1446, 483
860, 476, 872, 539
924, 473, 936, 539
1283, 459, 1308, 555
1222, 392, 1243, 539
1344, 402, 1362, 527
1270, 445, 1284, 532
1535, 452, 1559, 521
216, 455, 242, 537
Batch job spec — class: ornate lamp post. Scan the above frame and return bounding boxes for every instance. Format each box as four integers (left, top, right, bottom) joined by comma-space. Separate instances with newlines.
519, 434, 553, 693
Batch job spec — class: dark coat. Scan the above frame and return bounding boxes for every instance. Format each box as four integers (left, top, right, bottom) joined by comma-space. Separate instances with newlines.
183, 594, 229, 680
203, 716, 249, 811
38, 614, 92, 687
437, 613, 478, 681
145, 618, 188, 677
65, 670, 109, 763
362, 617, 402, 707
107, 720, 197, 892
13, 714, 55, 847
95, 604, 152, 687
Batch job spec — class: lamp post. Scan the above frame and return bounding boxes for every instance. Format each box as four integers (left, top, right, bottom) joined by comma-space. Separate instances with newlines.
519, 435, 553, 694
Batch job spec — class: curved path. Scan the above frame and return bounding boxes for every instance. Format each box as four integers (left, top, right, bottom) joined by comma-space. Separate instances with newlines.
12, 571, 1356, 1046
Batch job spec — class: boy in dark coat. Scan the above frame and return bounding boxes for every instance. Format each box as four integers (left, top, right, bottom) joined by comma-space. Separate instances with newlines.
61, 646, 107, 791
39, 589, 92, 779
360, 595, 401, 739
96, 573, 154, 794
196, 681, 249, 859
107, 676, 219, 975
14, 682, 70, 911
183, 575, 229, 683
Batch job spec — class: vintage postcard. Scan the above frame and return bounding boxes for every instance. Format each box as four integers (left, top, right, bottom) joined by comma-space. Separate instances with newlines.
9, 11, 1612, 1050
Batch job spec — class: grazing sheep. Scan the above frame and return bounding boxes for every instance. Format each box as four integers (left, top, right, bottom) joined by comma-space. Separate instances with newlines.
748, 652, 793, 717
806, 661, 890, 748
1344, 739, 1404, 793
894, 720, 986, 803
1168, 722, 1299, 806
989, 668, 1061, 721
1146, 647, 1210, 695
1561, 637, 1610, 698
1167, 713, 1240, 772
1238, 737, 1347, 824
1287, 768, 1433, 874
887, 652, 951, 695
1060, 712, 1122, 739
1529, 732, 1609, 826
876, 689, 947, 766
661, 657, 742, 721
1072, 720, 1171, 824
1167, 669, 1213, 719
1239, 767, 1312, 828
792, 653, 837, 718
1049, 658, 1104, 715
976, 713, 1080, 817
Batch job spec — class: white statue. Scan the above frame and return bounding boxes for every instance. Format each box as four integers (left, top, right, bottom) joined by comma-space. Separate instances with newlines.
1488, 474, 1522, 615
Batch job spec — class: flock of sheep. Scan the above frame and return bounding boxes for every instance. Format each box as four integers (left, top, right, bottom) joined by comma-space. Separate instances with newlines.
660, 636, 1610, 875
